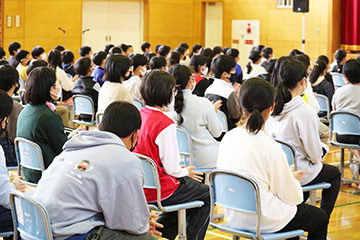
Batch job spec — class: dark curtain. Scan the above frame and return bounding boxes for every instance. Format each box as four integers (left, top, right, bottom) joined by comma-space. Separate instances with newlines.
341, 0, 360, 51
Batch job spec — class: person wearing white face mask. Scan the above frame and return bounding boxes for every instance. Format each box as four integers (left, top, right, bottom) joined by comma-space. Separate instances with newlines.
17, 67, 68, 184
123, 54, 148, 102
31, 46, 46, 61
189, 55, 213, 97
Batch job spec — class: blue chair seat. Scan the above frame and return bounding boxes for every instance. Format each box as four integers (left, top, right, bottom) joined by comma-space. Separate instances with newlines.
148, 201, 204, 212
210, 222, 304, 240
330, 141, 360, 150
302, 182, 331, 192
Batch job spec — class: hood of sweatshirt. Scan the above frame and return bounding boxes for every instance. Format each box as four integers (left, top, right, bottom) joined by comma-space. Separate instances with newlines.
272, 96, 306, 121
63, 130, 125, 151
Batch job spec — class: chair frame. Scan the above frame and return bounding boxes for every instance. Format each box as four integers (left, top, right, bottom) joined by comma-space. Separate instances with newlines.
14, 137, 45, 186
72, 94, 96, 128
216, 111, 228, 132
10, 190, 53, 240
209, 169, 304, 240
316, 94, 330, 124
135, 153, 204, 240
96, 111, 104, 127
133, 98, 144, 110
329, 110, 360, 185
330, 72, 346, 88
176, 127, 193, 167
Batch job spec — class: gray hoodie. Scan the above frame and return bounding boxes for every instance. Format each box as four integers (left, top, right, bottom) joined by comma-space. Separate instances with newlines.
33, 130, 150, 240
266, 96, 323, 185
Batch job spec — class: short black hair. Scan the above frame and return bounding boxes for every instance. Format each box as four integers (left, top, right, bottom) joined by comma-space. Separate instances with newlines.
119, 44, 129, 54
226, 48, 239, 59
335, 48, 347, 64
130, 54, 148, 70
213, 46, 222, 55
294, 54, 310, 69
167, 51, 181, 66
175, 47, 185, 56
179, 42, 189, 50
317, 55, 329, 65
26, 59, 48, 75
343, 59, 360, 84
109, 46, 122, 55
140, 70, 175, 107
0, 47, 6, 59
222, 47, 230, 55
100, 101, 141, 138
211, 55, 236, 78
103, 55, 131, 83
154, 44, 161, 54
8, 42, 21, 56
200, 47, 214, 59
261, 47, 273, 59
289, 49, 303, 57
15, 50, 29, 63
189, 55, 207, 73
24, 67, 56, 105
31, 46, 45, 59
54, 45, 65, 52
0, 89, 13, 120
0, 60, 8, 66
149, 56, 166, 70
104, 44, 115, 54
47, 49, 62, 69
0, 65, 19, 92
79, 46, 92, 57
92, 51, 107, 66
74, 57, 92, 76
62, 50, 75, 64
141, 42, 151, 52
159, 45, 171, 57
145, 52, 157, 68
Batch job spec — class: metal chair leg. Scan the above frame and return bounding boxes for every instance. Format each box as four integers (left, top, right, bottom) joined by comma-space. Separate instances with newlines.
309, 189, 317, 206
178, 209, 187, 240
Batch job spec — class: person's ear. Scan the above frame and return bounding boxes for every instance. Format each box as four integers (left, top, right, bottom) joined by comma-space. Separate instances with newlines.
344, 75, 350, 84
97, 122, 101, 130
270, 102, 275, 112
132, 129, 139, 142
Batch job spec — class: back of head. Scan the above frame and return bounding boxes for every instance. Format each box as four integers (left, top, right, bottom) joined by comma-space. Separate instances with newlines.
79, 46, 92, 57
100, 101, 141, 138
149, 56, 166, 70
270, 56, 290, 87
272, 59, 307, 116
159, 45, 171, 57
308, 60, 327, 84
62, 50, 75, 65
261, 47, 273, 59
211, 55, 236, 78
109, 46, 122, 55
0, 89, 13, 120
222, 47, 230, 55
104, 44, 115, 54
293, 54, 310, 70
31, 46, 45, 59
0, 47, 5, 59
140, 70, 175, 107
175, 47, 185, 56
246, 50, 261, 74
47, 49, 62, 69
240, 77, 275, 134
264, 59, 276, 74
252, 45, 265, 53
190, 44, 202, 58
74, 57, 92, 76
167, 51, 181, 66
343, 59, 360, 84
103, 54, 131, 83
335, 48, 347, 64
24, 67, 56, 105
141, 42, 151, 52
289, 49, 303, 57
179, 42, 189, 50
26, 59, 48, 75
15, 50, 30, 63
119, 44, 129, 54
200, 47, 214, 59
226, 48, 239, 59
189, 55, 207, 73
154, 44, 161, 54
213, 46, 223, 56
54, 45, 65, 52
92, 51, 107, 66
317, 55, 329, 65
0, 64, 19, 92
9, 42, 21, 56
0, 60, 8, 66
130, 54, 148, 70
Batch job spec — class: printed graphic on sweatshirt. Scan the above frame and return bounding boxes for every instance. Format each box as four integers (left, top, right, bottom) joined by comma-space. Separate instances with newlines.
71, 160, 93, 178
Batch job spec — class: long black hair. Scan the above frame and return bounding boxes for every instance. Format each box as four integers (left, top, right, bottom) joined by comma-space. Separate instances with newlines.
308, 60, 327, 84
246, 50, 261, 74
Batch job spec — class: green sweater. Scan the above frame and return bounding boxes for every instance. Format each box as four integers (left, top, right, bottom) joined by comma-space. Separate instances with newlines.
17, 104, 67, 183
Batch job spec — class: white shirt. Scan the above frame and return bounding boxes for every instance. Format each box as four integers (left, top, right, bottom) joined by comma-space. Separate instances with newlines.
123, 75, 142, 101
0, 146, 15, 209
98, 81, 134, 112
217, 127, 303, 233
243, 63, 267, 80
57, 67, 73, 91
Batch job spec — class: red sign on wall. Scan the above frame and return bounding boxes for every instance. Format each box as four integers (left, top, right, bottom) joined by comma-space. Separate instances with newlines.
232, 39, 239, 44
244, 40, 254, 45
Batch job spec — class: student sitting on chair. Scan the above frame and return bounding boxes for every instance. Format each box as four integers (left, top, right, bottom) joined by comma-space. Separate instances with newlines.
61, 50, 76, 77
79, 46, 92, 58
123, 54, 148, 101
217, 78, 329, 240
15, 50, 31, 82
134, 70, 210, 240
7, 42, 21, 68
149, 56, 166, 71
31, 46, 46, 61
0, 90, 26, 240
33, 101, 162, 240
190, 54, 213, 97
243, 50, 266, 81
91, 51, 107, 87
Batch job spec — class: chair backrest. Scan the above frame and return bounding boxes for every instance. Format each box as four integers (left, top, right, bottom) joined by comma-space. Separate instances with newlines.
330, 72, 346, 88
330, 110, 360, 148
176, 127, 193, 166
274, 138, 297, 169
10, 190, 53, 240
216, 111, 228, 132
133, 98, 144, 110
66, 73, 72, 80
14, 137, 45, 178
73, 95, 95, 123
209, 170, 261, 236
96, 111, 104, 126
316, 94, 330, 121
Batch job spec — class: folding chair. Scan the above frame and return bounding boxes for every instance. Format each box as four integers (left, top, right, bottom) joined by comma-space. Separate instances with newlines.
176, 127, 193, 167
72, 95, 96, 128
274, 138, 331, 206
96, 111, 104, 127
216, 111, 228, 133
135, 153, 204, 240
133, 98, 144, 110
329, 110, 360, 185
0, 231, 14, 238
316, 94, 330, 124
10, 190, 53, 240
330, 72, 346, 88
14, 137, 45, 186
209, 170, 304, 240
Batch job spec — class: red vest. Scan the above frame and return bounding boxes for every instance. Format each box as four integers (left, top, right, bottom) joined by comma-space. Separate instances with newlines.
134, 107, 180, 202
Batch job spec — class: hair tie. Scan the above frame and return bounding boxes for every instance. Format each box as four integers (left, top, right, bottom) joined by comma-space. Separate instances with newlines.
175, 84, 181, 88
315, 63, 319, 67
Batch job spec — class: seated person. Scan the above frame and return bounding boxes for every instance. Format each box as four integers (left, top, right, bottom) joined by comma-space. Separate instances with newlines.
260, 46, 273, 67
62, 50, 76, 77
33, 101, 162, 240
91, 51, 107, 87
243, 50, 266, 80
79, 46, 92, 58
258, 58, 276, 83
218, 78, 329, 239
15, 50, 31, 82
123, 54, 148, 101
0, 65, 22, 166
149, 56, 166, 71
0, 90, 26, 240
205, 55, 241, 131
31, 46, 46, 60
226, 48, 243, 88
189, 54, 213, 97
7, 42, 21, 68
134, 70, 210, 240
330, 48, 346, 73
17, 67, 67, 183
72, 57, 101, 120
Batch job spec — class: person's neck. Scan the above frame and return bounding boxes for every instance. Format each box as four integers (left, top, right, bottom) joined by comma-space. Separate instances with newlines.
193, 72, 201, 76
153, 105, 165, 112
220, 76, 230, 83
289, 87, 303, 99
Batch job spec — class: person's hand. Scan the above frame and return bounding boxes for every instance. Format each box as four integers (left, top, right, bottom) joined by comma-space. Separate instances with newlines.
292, 170, 305, 182
212, 100, 222, 112
186, 166, 203, 182
72, 75, 79, 82
148, 213, 163, 236
68, 128, 81, 139
13, 176, 27, 192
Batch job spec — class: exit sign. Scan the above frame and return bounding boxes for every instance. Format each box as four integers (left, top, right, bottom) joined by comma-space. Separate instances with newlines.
244, 40, 254, 45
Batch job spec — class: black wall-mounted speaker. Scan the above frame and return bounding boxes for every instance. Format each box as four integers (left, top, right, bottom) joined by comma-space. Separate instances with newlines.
293, 0, 309, 13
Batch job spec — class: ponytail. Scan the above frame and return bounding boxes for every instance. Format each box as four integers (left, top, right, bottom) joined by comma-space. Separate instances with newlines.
246, 108, 264, 134
246, 61, 252, 74
308, 60, 327, 84
174, 86, 184, 125
271, 83, 292, 116
247, 50, 261, 74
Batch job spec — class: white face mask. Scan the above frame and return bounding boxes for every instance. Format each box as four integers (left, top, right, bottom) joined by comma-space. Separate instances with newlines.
164, 95, 175, 112
185, 49, 190, 56
41, 53, 47, 61
139, 66, 147, 76
51, 85, 62, 100
201, 66, 208, 76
